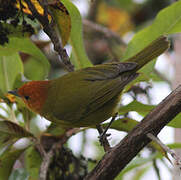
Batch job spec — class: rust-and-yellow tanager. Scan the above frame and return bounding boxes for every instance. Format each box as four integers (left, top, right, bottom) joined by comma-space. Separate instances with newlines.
9, 36, 169, 128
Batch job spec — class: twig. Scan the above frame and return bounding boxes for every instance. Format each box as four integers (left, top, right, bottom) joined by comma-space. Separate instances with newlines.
83, 19, 125, 61
83, 19, 125, 45
85, 85, 181, 180
23, 0, 74, 72
39, 128, 80, 180
147, 133, 181, 169
87, 0, 100, 21
36, 142, 46, 158
39, 147, 54, 180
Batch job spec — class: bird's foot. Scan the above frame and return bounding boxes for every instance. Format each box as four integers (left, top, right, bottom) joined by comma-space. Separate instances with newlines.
96, 113, 118, 151
98, 132, 111, 145
99, 112, 118, 141
96, 124, 111, 152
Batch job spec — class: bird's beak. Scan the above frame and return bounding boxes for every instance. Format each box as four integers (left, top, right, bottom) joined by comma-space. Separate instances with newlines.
8, 90, 20, 97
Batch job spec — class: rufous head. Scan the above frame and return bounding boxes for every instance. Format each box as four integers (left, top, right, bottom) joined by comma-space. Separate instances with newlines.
9, 81, 50, 114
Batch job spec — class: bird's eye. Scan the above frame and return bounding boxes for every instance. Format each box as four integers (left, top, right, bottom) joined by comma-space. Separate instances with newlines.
24, 96, 30, 100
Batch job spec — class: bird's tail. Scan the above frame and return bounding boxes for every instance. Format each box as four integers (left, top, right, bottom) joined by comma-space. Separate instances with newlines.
124, 36, 170, 71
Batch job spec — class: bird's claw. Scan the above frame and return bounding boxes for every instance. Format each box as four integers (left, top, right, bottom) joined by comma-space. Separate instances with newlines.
98, 132, 111, 145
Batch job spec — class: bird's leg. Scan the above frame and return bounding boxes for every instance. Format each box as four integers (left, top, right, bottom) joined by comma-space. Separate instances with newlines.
96, 124, 111, 152
100, 113, 118, 140
96, 113, 118, 151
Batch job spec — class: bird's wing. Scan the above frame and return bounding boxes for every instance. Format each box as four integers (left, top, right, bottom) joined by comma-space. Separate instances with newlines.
82, 62, 137, 80
78, 62, 138, 115
80, 72, 138, 119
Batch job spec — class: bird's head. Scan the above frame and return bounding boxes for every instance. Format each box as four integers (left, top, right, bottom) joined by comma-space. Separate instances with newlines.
9, 81, 50, 114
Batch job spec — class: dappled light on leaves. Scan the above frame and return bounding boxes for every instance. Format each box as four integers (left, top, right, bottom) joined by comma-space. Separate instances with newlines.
96, 3, 134, 36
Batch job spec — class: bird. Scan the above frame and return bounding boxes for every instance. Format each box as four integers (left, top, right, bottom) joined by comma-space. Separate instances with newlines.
9, 36, 169, 129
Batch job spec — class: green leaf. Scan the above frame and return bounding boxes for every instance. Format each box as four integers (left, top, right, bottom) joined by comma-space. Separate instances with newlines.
0, 148, 25, 180
0, 121, 33, 149
61, 0, 92, 69
138, 59, 163, 81
0, 53, 23, 94
0, 37, 50, 79
1, 23, 32, 39
133, 166, 150, 180
25, 146, 42, 179
123, 1, 181, 61
167, 113, 181, 128
119, 100, 155, 116
103, 117, 138, 132
111, 0, 134, 11
167, 143, 181, 149
9, 169, 29, 180
117, 142, 181, 180
24, 57, 47, 80
117, 100, 181, 128
50, 1, 71, 47
121, 1, 181, 80
117, 154, 157, 179
46, 122, 66, 136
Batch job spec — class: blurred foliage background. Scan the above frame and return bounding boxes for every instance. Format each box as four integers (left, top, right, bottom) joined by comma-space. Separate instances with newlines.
0, 0, 181, 179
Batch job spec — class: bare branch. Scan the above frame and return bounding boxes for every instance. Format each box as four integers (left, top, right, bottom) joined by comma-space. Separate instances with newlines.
83, 19, 126, 61
83, 19, 125, 45
87, 0, 100, 21
39, 128, 80, 180
85, 85, 181, 180
39, 147, 54, 180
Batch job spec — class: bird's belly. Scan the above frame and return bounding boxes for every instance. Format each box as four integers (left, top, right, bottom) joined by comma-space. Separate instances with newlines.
43, 94, 121, 128
71, 94, 120, 127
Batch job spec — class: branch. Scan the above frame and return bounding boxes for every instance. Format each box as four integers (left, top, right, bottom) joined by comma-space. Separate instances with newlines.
24, 0, 74, 72
83, 19, 125, 61
87, 0, 100, 21
39, 147, 54, 180
83, 19, 125, 45
39, 128, 80, 180
85, 85, 181, 180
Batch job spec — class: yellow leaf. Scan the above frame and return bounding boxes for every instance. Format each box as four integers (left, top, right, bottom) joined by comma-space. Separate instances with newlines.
96, 3, 134, 36
16, 0, 71, 47
16, 0, 44, 15
50, 1, 71, 46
